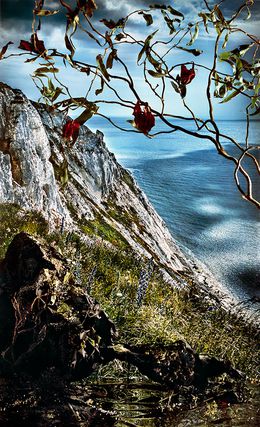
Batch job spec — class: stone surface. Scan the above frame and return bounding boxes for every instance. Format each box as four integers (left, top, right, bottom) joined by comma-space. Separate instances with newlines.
0, 82, 192, 276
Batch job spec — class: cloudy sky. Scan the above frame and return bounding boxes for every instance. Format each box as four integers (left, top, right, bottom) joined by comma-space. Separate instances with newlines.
1, 0, 259, 120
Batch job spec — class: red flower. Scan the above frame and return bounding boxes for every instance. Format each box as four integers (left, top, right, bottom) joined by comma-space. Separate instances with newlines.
19, 33, 45, 54
133, 100, 155, 135
62, 120, 80, 145
178, 64, 195, 85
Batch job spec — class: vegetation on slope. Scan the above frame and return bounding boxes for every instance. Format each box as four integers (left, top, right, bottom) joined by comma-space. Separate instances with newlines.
0, 203, 259, 381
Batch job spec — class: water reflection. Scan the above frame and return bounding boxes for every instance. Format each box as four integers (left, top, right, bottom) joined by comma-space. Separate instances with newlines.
83, 379, 260, 427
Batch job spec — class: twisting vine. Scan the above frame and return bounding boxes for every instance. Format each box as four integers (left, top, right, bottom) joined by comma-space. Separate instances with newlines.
0, 0, 259, 207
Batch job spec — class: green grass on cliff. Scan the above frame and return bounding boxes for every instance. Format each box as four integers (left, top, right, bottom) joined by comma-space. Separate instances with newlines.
0, 203, 259, 381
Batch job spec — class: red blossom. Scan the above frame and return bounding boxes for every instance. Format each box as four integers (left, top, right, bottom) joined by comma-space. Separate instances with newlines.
62, 119, 80, 145
178, 64, 195, 85
19, 33, 45, 54
133, 100, 155, 135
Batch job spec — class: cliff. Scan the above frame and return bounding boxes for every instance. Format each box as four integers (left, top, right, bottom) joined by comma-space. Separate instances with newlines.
0, 82, 193, 280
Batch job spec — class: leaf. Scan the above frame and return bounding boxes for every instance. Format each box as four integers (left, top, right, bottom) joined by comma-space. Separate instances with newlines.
213, 5, 225, 24
222, 32, 229, 49
106, 49, 117, 69
34, 66, 59, 74
115, 33, 125, 41
238, 43, 253, 57
34, 9, 59, 16
149, 4, 167, 10
65, 34, 75, 57
25, 56, 38, 63
219, 51, 232, 61
218, 84, 227, 98
170, 80, 180, 94
198, 12, 209, 34
0, 41, 13, 60
146, 52, 161, 70
178, 46, 202, 56
77, 0, 97, 17
76, 104, 99, 124
137, 30, 158, 64
52, 87, 64, 102
244, 6, 251, 20
59, 159, 69, 187
220, 89, 241, 103
96, 54, 110, 80
148, 70, 165, 77
100, 17, 125, 29
162, 14, 175, 34
187, 23, 199, 46
95, 77, 104, 95
167, 6, 184, 19
142, 13, 153, 26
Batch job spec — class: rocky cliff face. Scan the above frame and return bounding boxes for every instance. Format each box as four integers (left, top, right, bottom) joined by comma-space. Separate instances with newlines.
0, 82, 193, 277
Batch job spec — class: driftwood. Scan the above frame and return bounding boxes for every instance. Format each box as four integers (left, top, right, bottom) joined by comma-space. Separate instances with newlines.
0, 233, 244, 404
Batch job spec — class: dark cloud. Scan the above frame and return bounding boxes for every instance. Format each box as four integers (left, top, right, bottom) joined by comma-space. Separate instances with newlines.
1, 0, 259, 34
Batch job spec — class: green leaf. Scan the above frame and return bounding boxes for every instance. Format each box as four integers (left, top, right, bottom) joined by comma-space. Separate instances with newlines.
137, 30, 158, 64
76, 104, 99, 124
244, 6, 251, 20
218, 84, 227, 98
198, 12, 209, 34
222, 32, 229, 49
146, 52, 161, 70
187, 23, 199, 46
220, 89, 241, 103
213, 5, 225, 24
34, 67, 59, 75
219, 51, 232, 61
34, 9, 59, 16
170, 81, 180, 94
52, 87, 64, 102
58, 159, 69, 187
65, 34, 75, 57
167, 6, 184, 19
178, 46, 202, 56
96, 54, 110, 80
148, 70, 165, 77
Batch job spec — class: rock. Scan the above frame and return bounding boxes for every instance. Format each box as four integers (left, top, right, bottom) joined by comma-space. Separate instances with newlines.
111, 340, 244, 394
0, 83, 71, 226
0, 232, 116, 378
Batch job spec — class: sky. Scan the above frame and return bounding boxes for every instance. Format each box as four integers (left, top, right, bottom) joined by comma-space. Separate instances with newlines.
0, 0, 259, 120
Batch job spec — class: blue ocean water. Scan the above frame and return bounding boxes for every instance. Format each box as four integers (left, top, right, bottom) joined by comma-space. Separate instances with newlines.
88, 117, 260, 300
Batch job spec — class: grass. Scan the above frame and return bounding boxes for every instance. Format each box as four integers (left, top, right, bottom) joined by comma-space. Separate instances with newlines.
0, 202, 259, 381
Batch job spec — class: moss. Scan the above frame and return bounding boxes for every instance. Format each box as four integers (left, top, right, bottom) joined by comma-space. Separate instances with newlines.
0, 203, 48, 260
80, 214, 129, 250
121, 169, 137, 194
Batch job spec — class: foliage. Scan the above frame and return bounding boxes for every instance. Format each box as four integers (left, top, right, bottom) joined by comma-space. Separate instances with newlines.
0, 0, 259, 207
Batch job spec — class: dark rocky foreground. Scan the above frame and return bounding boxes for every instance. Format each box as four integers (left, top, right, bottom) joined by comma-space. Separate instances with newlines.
0, 232, 246, 425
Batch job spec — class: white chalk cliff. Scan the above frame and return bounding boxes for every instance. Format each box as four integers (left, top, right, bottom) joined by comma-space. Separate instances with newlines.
0, 82, 194, 280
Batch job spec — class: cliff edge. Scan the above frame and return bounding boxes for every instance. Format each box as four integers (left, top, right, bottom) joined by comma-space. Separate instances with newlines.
0, 82, 193, 279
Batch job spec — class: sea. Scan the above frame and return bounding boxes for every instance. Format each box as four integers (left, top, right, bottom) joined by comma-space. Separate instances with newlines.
88, 117, 260, 302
